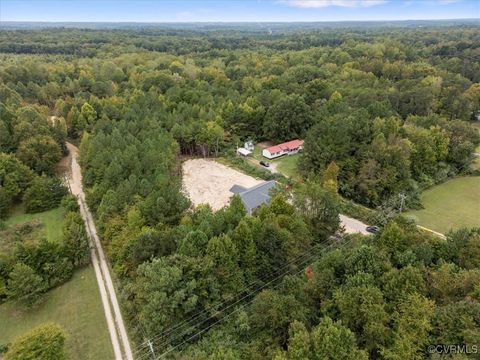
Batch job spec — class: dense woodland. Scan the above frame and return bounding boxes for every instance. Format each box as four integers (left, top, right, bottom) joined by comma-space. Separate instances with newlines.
0, 24, 479, 359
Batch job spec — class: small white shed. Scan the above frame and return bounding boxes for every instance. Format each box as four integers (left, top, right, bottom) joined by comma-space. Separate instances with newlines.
237, 147, 251, 156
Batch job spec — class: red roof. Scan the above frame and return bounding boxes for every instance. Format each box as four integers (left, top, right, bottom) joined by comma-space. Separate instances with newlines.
266, 139, 304, 154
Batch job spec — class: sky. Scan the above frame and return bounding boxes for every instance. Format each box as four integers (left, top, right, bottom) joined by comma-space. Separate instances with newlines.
0, 0, 479, 23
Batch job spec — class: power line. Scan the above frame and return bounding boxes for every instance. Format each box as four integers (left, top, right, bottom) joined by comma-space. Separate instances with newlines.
144, 247, 319, 353
134, 237, 353, 359
132, 241, 323, 357
131, 238, 323, 357
153, 238, 354, 360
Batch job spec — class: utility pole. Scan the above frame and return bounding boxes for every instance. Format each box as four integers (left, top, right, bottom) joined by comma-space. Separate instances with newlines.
147, 339, 157, 360
398, 193, 407, 213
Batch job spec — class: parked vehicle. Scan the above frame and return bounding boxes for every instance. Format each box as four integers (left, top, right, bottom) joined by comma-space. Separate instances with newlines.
259, 160, 270, 167
366, 225, 380, 234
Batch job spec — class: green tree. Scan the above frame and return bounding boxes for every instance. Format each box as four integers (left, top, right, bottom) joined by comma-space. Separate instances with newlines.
284, 318, 367, 360
249, 289, 307, 349
16, 135, 62, 175
80, 102, 97, 126
132, 255, 217, 338
206, 235, 243, 299
196, 121, 224, 157
333, 281, 390, 352
263, 94, 312, 142
285, 321, 312, 360
5, 323, 66, 360
178, 230, 209, 257
311, 317, 367, 360
22, 175, 67, 213
222, 195, 247, 231
323, 161, 339, 194
140, 183, 191, 226
382, 294, 435, 360
230, 218, 258, 283
63, 211, 90, 267
13, 106, 51, 145
458, 232, 480, 269
432, 301, 480, 347
0, 153, 34, 217
380, 266, 426, 308
7, 263, 45, 307
293, 181, 340, 240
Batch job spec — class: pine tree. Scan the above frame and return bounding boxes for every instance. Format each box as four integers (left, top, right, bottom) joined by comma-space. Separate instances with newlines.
323, 161, 339, 194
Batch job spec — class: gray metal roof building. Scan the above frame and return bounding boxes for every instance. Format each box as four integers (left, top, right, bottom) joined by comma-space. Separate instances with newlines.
229, 180, 276, 214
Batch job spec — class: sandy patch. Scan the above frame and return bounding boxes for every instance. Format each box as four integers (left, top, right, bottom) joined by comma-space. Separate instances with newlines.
182, 159, 263, 210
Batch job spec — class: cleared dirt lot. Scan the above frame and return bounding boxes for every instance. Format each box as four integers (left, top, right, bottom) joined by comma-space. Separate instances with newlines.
182, 159, 262, 210
182, 159, 370, 235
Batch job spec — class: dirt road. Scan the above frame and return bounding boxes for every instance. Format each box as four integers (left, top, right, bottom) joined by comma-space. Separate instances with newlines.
66, 143, 133, 360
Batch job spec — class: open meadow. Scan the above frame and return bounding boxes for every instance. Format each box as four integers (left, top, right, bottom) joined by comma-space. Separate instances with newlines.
0, 266, 114, 360
4, 205, 65, 243
406, 176, 480, 234
0, 206, 112, 359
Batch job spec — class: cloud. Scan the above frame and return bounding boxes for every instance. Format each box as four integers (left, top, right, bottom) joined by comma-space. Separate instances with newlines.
283, 0, 387, 8
437, 0, 460, 4
175, 11, 195, 21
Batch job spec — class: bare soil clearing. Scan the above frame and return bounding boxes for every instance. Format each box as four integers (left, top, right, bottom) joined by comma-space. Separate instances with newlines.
182, 158, 263, 210
182, 158, 371, 235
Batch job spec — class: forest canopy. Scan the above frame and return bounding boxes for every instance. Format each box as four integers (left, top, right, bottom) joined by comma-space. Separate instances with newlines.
0, 23, 479, 359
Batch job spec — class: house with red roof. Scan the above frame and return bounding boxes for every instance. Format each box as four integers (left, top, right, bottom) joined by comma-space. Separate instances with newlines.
262, 139, 304, 159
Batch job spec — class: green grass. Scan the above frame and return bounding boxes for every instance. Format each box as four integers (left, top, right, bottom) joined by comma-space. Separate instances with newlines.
252, 145, 301, 179
4, 205, 65, 243
0, 266, 114, 360
1, 205, 113, 359
406, 176, 480, 234
251, 146, 263, 161
471, 145, 480, 171
275, 155, 300, 179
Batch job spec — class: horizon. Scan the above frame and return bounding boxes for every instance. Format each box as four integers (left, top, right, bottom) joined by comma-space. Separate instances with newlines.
2, 18, 478, 23
1, 0, 479, 23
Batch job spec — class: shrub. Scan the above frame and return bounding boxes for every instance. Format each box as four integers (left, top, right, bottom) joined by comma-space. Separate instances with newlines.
0, 343, 9, 354
6, 263, 44, 307
5, 323, 66, 360
22, 176, 67, 213
63, 211, 90, 267
339, 198, 377, 224
60, 193, 80, 212
222, 153, 289, 184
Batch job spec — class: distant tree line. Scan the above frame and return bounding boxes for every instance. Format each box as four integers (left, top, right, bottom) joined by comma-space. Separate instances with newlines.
0, 25, 479, 358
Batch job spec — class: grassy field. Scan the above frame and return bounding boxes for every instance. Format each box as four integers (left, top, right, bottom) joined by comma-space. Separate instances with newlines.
4, 205, 65, 243
252, 145, 301, 179
406, 176, 480, 234
471, 145, 480, 171
275, 154, 301, 179
0, 266, 114, 360
1, 205, 113, 359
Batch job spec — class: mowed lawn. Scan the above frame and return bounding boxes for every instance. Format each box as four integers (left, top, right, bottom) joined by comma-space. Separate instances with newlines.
471, 145, 480, 171
1, 205, 113, 359
4, 205, 65, 243
0, 266, 114, 360
275, 154, 301, 179
252, 145, 301, 179
406, 176, 480, 234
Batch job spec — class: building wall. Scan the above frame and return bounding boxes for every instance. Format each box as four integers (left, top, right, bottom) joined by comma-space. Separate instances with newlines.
262, 149, 281, 159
